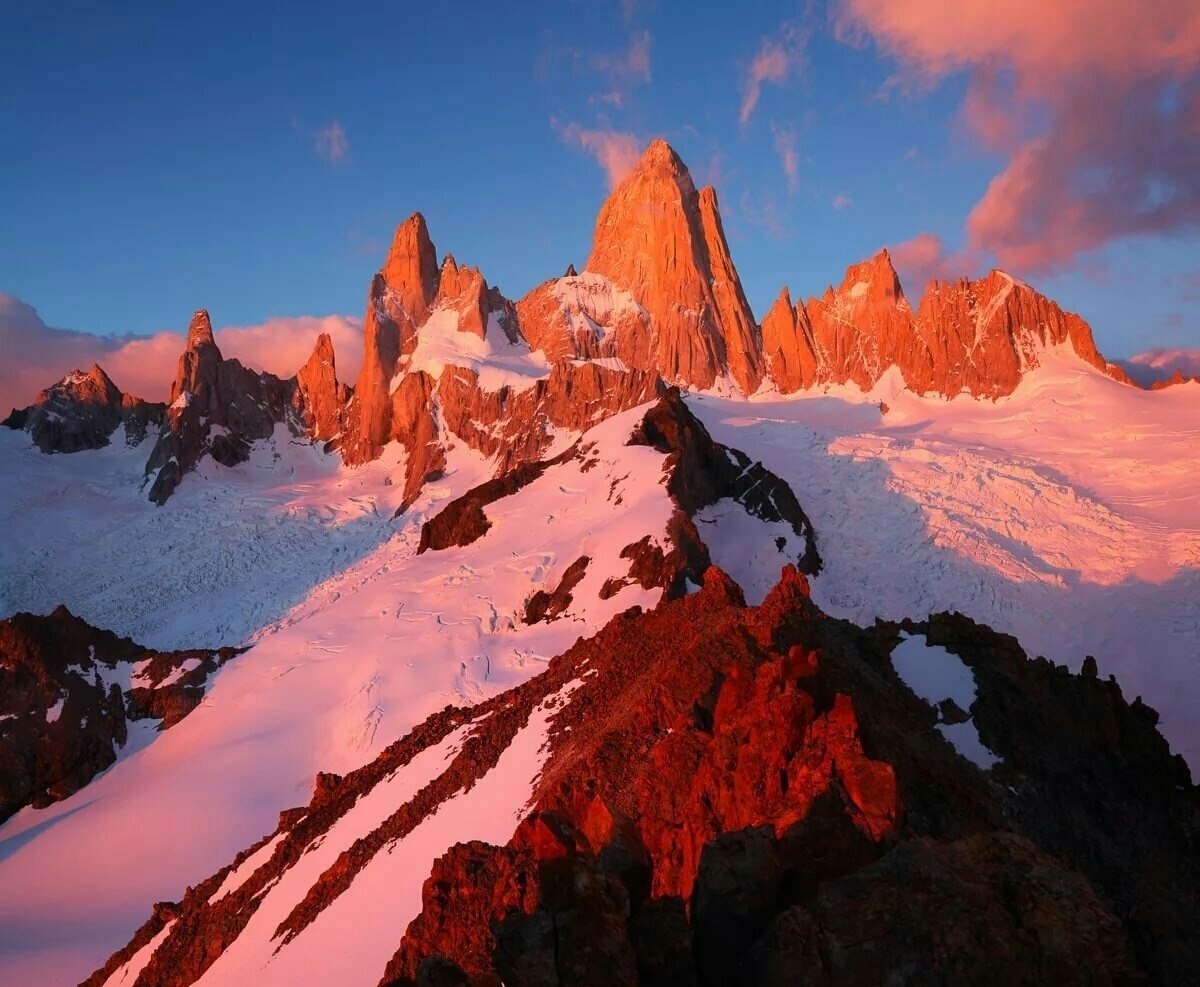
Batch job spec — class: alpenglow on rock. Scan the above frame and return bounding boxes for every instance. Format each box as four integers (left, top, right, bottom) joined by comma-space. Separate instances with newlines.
143, 310, 347, 504
583, 138, 763, 394
763, 249, 1132, 398
2, 363, 164, 453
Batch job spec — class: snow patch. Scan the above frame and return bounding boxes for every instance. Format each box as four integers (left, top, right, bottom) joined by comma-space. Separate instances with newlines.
693, 499, 796, 605
400, 308, 550, 394
891, 633, 1000, 770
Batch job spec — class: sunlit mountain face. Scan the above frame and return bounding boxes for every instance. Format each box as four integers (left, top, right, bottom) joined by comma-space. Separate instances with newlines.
2, 3, 1199, 984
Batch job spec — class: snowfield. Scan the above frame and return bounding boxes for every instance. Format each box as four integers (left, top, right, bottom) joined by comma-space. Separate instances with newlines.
0, 350, 1196, 985
691, 351, 1200, 769
0, 405, 678, 986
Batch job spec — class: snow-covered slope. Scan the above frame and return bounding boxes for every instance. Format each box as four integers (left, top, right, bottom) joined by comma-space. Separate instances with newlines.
0, 405, 694, 986
1, 347, 1196, 985
691, 352, 1200, 766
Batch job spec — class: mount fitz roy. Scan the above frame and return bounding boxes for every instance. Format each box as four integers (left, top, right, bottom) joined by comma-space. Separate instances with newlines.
2, 139, 1198, 987
7, 139, 1134, 507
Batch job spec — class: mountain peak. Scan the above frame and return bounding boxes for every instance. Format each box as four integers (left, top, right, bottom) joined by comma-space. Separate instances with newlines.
637, 136, 686, 174
837, 249, 906, 307
584, 140, 761, 393
381, 213, 440, 325
187, 310, 216, 349
85, 363, 116, 390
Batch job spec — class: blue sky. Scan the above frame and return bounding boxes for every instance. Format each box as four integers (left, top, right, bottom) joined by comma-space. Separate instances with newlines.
2, 0, 1197, 361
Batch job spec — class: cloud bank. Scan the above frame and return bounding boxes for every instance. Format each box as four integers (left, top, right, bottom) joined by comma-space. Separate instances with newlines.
838, 0, 1200, 274
1120, 348, 1200, 386
0, 294, 363, 414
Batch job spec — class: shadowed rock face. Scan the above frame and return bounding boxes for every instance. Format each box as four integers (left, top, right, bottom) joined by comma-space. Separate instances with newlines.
86, 562, 1198, 987
0, 606, 240, 824
2, 364, 164, 453
143, 311, 347, 504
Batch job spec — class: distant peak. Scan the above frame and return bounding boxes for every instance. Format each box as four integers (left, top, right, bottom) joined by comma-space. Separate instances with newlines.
187, 310, 215, 348
635, 137, 687, 177
381, 212, 440, 308
84, 363, 118, 392
310, 332, 335, 361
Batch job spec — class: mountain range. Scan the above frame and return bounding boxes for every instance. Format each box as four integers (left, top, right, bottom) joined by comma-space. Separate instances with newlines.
1, 139, 1197, 987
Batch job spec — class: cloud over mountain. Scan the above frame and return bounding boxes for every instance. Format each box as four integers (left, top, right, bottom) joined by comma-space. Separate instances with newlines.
0, 294, 362, 413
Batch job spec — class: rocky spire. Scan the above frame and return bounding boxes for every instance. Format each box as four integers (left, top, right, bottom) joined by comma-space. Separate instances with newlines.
584, 138, 763, 393
169, 310, 223, 409
293, 332, 344, 442
761, 287, 819, 393
342, 213, 442, 465
381, 213, 440, 332
437, 254, 490, 339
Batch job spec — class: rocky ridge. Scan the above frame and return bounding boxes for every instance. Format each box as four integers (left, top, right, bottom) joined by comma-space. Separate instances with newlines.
8, 140, 1145, 510
763, 251, 1133, 398
2, 363, 164, 453
0, 606, 240, 824
84, 563, 1198, 987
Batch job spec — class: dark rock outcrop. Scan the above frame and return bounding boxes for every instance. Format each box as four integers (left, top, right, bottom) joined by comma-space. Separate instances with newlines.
89, 564, 1198, 986
3, 364, 164, 453
604, 388, 821, 598
524, 556, 591, 623
0, 606, 239, 823
143, 310, 348, 503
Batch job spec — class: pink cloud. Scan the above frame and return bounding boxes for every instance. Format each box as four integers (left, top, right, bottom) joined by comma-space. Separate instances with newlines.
740, 24, 808, 125
831, 193, 852, 210
0, 294, 362, 414
556, 121, 642, 189
772, 125, 799, 193
837, 0, 1200, 274
1121, 347, 1200, 386
590, 30, 652, 85
314, 121, 349, 164
889, 232, 979, 292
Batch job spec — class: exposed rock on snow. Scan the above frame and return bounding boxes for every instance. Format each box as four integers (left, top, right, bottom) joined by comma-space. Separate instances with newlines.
87, 566, 1198, 986
144, 310, 349, 504
0, 606, 239, 823
2, 363, 164, 453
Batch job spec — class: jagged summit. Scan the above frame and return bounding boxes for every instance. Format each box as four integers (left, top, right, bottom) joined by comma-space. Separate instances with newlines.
584, 138, 762, 393
7, 138, 1144, 505
380, 212, 440, 329
763, 247, 1131, 398
185, 308, 216, 347
2, 361, 163, 453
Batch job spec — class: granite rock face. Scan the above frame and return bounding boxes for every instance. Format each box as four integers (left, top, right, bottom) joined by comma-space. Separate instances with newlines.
0, 606, 239, 824
764, 250, 1133, 398
143, 310, 348, 503
2, 364, 164, 453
